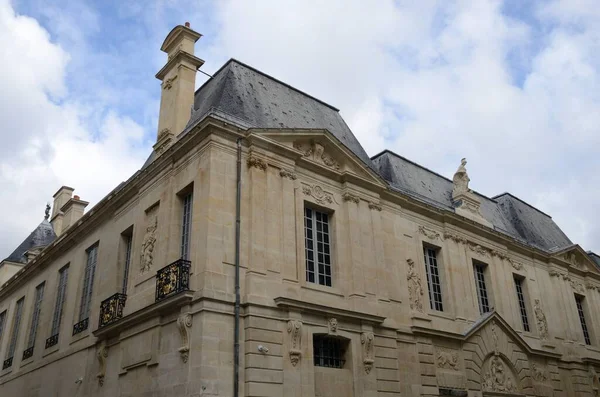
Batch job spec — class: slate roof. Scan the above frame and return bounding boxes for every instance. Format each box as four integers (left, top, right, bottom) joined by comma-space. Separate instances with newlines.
371, 150, 573, 252
4, 219, 56, 264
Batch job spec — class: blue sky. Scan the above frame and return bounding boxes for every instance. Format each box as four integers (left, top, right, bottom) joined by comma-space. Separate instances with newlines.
1, 0, 599, 257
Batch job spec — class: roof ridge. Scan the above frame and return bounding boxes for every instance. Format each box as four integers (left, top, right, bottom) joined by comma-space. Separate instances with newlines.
492, 192, 551, 218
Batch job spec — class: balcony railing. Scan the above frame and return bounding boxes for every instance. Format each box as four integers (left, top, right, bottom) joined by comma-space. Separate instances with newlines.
156, 259, 190, 302
22, 347, 34, 360
2, 357, 13, 370
99, 293, 127, 328
72, 318, 89, 336
45, 334, 59, 349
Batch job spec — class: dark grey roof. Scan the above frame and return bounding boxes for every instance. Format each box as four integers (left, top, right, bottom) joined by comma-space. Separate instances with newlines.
588, 252, 600, 268
4, 219, 56, 263
371, 150, 572, 252
185, 59, 372, 166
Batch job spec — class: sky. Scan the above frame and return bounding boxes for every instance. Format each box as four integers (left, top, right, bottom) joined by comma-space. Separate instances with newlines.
0, 0, 599, 258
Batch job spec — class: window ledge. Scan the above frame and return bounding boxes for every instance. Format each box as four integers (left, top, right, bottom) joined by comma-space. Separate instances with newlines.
301, 283, 344, 297
428, 310, 456, 321
274, 296, 385, 324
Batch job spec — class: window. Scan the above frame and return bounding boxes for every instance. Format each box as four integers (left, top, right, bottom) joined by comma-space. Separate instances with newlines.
514, 277, 530, 332
181, 192, 193, 260
79, 245, 98, 322
304, 207, 332, 287
0, 311, 6, 346
473, 262, 490, 315
575, 295, 591, 345
26, 283, 45, 350
6, 297, 24, 364
423, 247, 443, 311
121, 231, 133, 294
313, 335, 346, 368
51, 265, 69, 337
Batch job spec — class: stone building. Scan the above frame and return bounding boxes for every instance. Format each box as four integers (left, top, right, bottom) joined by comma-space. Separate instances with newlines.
0, 23, 599, 397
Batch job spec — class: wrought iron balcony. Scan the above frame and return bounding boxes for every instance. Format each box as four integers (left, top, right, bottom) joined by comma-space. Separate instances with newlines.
99, 293, 127, 328
2, 357, 12, 370
45, 334, 59, 349
72, 318, 89, 335
156, 259, 190, 302
22, 347, 34, 360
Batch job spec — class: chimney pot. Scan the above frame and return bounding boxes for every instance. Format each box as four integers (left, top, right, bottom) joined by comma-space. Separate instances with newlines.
74, 195, 80, 200
185, 22, 190, 27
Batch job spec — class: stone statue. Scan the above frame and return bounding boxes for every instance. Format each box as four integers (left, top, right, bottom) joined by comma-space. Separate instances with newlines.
452, 158, 470, 197
534, 299, 549, 340
407, 259, 424, 312
483, 356, 515, 392
140, 217, 158, 274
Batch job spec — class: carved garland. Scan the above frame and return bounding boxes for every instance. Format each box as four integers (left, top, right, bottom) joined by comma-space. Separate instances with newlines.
443, 231, 524, 270
177, 313, 193, 363
368, 202, 382, 211
96, 344, 108, 386
342, 192, 360, 204
361, 332, 375, 374
279, 169, 297, 180
419, 225, 442, 241
247, 156, 267, 171
287, 320, 302, 366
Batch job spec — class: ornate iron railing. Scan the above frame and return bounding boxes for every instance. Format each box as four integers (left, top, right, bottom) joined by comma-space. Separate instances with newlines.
2, 357, 13, 370
45, 334, 59, 349
22, 347, 34, 360
155, 259, 190, 302
72, 318, 89, 336
98, 293, 127, 328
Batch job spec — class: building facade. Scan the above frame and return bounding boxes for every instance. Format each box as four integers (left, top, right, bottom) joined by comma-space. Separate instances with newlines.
0, 24, 599, 397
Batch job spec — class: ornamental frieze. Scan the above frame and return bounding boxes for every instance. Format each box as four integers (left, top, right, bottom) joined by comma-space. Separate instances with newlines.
419, 225, 443, 241
302, 184, 335, 205
442, 231, 524, 270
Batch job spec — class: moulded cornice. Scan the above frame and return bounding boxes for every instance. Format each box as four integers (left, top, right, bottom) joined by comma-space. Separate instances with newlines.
274, 296, 385, 325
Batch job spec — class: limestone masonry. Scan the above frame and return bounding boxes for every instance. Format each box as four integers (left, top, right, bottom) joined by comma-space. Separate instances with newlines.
0, 23, 599, 397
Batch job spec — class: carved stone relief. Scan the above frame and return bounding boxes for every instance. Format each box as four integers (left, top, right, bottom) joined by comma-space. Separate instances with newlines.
140, 216, 158, 274
279, 169, 297, 180
406, 259, 424, 313
177, 313, 192, 363
303, 184, 334, 205
247, 155, 267, 171
534, 299, 549, 340
293, 140, 341, 170
368, 202, 382, 211
341, 192, 360, 204
96, 344, 108, 386
482, 355, 517, 393
162, 74, 178, 90
563, 252, 584, 269
361, 332, 374, 374
570, 279, 585, 294
418, 225, 442, 241
328, 318, 338, 334
531, 362, 548, 382
287, 320, 302, 366
436, 348, 459, 370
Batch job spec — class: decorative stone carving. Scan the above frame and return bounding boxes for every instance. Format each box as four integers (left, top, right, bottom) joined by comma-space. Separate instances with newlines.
293, 140, 340, 170
162, 74, 178, 90
491, 320, 499, 355
589, 366, 600, 395
534, 299, 549, 340
406, 259, 424, 313
279, 169, 297, 180
96, 344, 108, 386
586, 282, 598, 291
418, 225, 442, 241
563, 252, 584, 269
531, 362, 548, 382
443, 231, 468, 244
469, 244, 489, 257
452, 158, 470, 198
368, 202, 382, 211
570, 279, 585, 294
303, 184, 334, 205
328, 318, 338, 333
361, 332, 374, 374
342, 192, 360, 204
436, 348, 459, 370
549, 269, 561, 277
140, 217, 158, 274
482, 355, 517, 393
247, 156, 267, 171
287, 320, 302, 366
177, 313, 192, 363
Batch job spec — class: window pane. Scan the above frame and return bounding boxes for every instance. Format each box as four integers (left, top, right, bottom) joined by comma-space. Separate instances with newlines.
514, 278, 530, 332
305, 208, 332, 287
576, 296, 591, 345
313, 335, 345, 368
423, 248, 443, 311
181, 193, 193, 260
79, 246, 98, 321
7, 298, 25, 358
474, 264, 490, 314
122, 235, 132, 294
27, 283, 45, 348
51, 266, 69, 336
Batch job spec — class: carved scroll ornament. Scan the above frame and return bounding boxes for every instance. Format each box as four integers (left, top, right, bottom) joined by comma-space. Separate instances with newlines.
177, 313, 193, 363
96, 344, 108, 386
287, 320, 302, 366
361, 332, 374, 374
406, 259, 424, 313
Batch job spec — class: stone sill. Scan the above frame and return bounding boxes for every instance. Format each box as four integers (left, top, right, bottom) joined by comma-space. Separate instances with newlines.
274, 296, 385, 324
93, 291, 194, 340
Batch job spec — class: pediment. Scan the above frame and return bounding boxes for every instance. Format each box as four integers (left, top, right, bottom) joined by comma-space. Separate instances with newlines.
551, 245, 600, 275
247, 129, 387, 189
463, 311, 531, 357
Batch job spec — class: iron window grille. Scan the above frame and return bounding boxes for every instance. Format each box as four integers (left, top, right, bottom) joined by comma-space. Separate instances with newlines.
79, 245, 98, 322
423, 247, 443, 311
72, 318, 89, 336
2, 357, 13, 370
304, 208, 332, 287
155, 259, 191, 302
514, 277, 530, 332
51, 265, 69, 337
313, 335, 346, 368
4, 297, 24, 369
575, 295, 591, 345
99, 293, 127, 328
474, 263, 490, 314
22, 347, 34, 361
26, 283, 45, 352
181, 193, 193, 261
45, 334, 59, 349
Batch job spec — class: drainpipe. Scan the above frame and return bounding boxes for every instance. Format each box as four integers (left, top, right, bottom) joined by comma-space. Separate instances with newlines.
234, 137, 242, 397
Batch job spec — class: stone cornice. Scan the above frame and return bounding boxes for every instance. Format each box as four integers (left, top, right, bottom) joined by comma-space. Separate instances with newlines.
274, 297, 385, 324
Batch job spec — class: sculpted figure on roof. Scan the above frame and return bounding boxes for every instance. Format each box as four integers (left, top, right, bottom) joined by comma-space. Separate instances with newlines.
452, 157, 470, 197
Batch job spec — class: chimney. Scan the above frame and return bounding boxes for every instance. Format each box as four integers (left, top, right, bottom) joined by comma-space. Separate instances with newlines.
61, 195, 89, 233
154, 23, 204, 155
50, 186, 74, 236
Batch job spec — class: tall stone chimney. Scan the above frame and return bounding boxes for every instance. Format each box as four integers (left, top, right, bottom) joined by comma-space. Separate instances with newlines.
154, 23, 204, 155
50, 187, 89, 236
